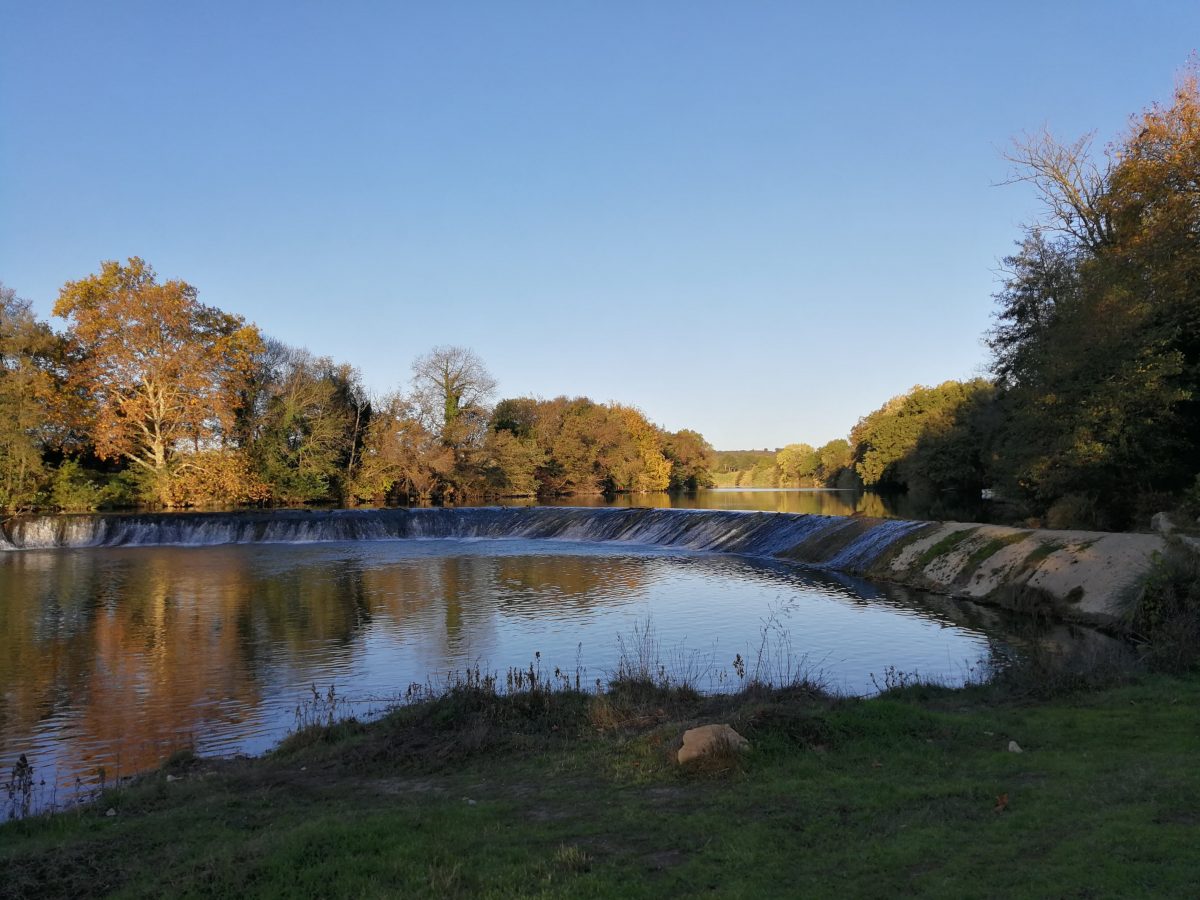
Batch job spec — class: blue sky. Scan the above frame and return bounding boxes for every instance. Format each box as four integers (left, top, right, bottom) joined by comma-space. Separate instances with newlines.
2, 2, 1197, 449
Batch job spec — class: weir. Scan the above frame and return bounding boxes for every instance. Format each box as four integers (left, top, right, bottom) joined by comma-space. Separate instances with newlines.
0, 507, 1165, 625
0, 507, 920, 571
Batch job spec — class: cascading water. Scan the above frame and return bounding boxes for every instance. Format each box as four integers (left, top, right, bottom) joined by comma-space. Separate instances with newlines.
821, 518, 932, 572
0, 507, 931, 575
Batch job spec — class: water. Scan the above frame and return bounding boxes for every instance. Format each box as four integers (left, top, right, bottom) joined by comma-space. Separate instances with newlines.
1, 533, 1017, 808
502, 487, 992, 521
0, 507, 925, 563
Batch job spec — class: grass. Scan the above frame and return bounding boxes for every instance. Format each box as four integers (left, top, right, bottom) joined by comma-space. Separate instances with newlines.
961, 531, 1032, 577
914, 526, 977, 569
3, 667, 1199, 899
1021, 540, 1064, 569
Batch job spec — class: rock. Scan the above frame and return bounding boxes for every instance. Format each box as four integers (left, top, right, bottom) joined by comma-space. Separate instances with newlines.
1008, 740, 1023, 753
1151, 512, 1177, 535
165, 774, 179, 783
677, 724, 750, 765
105, 807, 117, 817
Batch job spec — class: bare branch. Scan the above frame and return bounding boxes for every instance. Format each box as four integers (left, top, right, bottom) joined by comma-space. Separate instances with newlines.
1002, 128, 1114, 252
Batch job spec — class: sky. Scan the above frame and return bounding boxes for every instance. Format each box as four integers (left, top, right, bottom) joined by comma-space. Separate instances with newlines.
2, 2, 1197, 450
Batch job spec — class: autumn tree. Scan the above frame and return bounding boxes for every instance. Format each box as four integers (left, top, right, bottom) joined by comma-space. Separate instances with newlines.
54, 258, 262, 505
0, 284, 64, 509
662, 428, 716, 491
986, 65, 1200, 524
545, 398, 616, 493
612, 406, 672, 492
480, 428, 545, 496
349, 392, 453, 501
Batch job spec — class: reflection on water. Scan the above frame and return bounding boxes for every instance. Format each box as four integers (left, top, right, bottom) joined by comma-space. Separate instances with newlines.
2, 539, 1012, 804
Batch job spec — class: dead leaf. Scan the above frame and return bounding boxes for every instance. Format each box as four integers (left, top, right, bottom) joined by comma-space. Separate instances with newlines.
994, 793, 1009, 813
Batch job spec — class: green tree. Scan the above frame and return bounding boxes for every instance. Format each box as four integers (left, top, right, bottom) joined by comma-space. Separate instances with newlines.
490, 397, 540, 438
246, 342, 368, 503
776, 443, 819, 486
986, 67, 1200, 524
815, 439, 853, 486
851, 380, 993, 489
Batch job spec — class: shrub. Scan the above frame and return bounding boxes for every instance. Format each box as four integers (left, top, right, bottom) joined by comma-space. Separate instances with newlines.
1044, 493, 1100, 530
1130, 549, 1200, 673
49, 459, 106, 511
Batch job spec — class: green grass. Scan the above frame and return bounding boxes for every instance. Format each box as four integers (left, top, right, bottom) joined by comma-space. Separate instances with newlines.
961, 531, 1033, 579
915, 527, 978, 569
1021, 540, 1064, 569
4, 675, 1200, 899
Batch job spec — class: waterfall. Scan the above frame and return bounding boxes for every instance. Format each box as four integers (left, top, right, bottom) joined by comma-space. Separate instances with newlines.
0, 507, 929, 575
821, 519, 931, 572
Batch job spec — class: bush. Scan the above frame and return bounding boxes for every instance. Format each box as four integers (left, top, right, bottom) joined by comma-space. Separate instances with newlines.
1130, 549, 1200, 673
1044, 493, 1100, 530
1180, 475, 1200, 520
49, 459, 106, 511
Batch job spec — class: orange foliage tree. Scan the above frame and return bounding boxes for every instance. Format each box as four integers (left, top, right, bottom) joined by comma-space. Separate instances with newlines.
54, 258, 263, 504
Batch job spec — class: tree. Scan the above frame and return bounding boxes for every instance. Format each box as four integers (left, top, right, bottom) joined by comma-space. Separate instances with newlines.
776, 443, 819, 486
1003, 129, 1114, 252
350, 393, 453, 501
662, 429, 715, 491
244, 341, 368, 503
985, 66, 1200, 524
815, 439, 853, 485
490, 397, 540, 438
987, 231, 1079, 388
612, 406, 671, 493
53, 258, 262, 504
410, 346, 497, 448
0, 284, 63, 509
851, 380, 993, 489
481, 429, 545, 496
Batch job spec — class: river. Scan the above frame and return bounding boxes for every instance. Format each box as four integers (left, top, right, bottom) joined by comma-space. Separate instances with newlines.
2, 492, 1014, 813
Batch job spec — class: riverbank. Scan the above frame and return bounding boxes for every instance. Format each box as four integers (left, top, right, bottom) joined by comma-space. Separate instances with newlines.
4, 671, 1199, 898
861, 520, 1167, 627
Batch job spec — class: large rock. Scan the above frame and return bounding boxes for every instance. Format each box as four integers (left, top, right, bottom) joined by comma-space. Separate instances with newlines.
677, 724, 750, 765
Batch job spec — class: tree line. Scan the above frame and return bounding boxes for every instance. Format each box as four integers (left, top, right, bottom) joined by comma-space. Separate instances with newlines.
0, 260, 715, 511
6, 67, 1197, 527
723, 66, 1200, 530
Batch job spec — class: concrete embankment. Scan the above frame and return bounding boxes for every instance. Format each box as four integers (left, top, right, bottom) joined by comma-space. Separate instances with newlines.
801, 519, 1166, 627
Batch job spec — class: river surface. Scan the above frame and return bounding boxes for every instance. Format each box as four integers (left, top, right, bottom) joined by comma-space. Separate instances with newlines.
3, 493, 1010, 812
